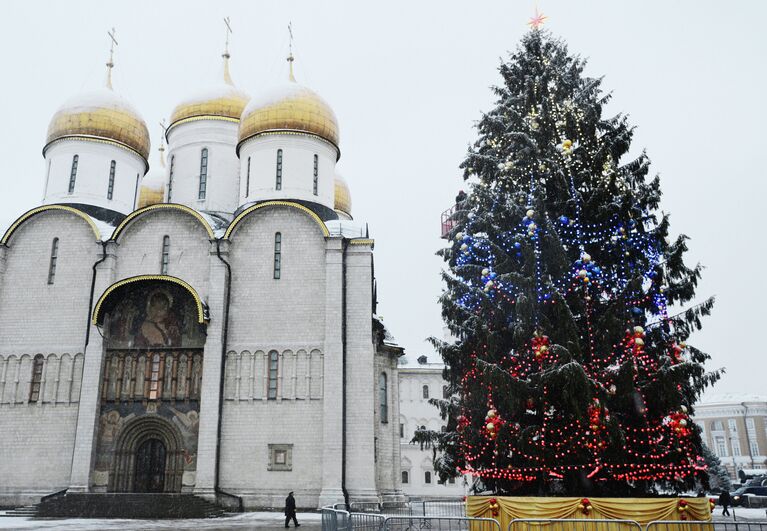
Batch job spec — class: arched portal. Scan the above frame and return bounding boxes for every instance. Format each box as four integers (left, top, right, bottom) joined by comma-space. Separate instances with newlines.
94, 277, 206, 493
110, 415, 184, 493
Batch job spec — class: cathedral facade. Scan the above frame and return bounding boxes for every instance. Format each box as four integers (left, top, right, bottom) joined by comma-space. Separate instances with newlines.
0, 46, 403, 509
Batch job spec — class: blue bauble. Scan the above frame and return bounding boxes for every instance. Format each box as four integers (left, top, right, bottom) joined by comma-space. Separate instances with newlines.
514, 242, 522, 249
559, 216, 569, 225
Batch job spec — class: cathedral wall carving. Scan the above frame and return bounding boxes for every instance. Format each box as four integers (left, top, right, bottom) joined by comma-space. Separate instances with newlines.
0, 353, 84, 405
224, 349, 323, 401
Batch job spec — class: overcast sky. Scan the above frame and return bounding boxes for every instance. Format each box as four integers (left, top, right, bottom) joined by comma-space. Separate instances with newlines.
0, 1, 763, 399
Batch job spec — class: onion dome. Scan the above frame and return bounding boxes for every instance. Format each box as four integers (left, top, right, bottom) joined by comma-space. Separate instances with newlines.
137, 138, 167, 209
334, 173, 352, 218
238, 54, 339, 154
45, 50, 149, 161
167, 50, 250, 137
45, 86, 150, 161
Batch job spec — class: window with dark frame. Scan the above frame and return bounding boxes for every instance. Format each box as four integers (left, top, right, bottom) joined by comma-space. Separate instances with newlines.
198, 148, 208, 200
107, 160, 116, 199
68, 155, 79, 194
313, 154, 318, 195
29, 355, 44, 403
276, 149, 283, 190
379, 372, 388, 423
273, 232, 282, 279
168, 155, 175, 201
425, 471, 432, 484
161, 235, 170, 274
402, 470, 409, 484
400, 423, 404, 438
246, 156, 251, 197
47, 238, 59, 285
268, 350, 279, 399
422, 384, 429, 399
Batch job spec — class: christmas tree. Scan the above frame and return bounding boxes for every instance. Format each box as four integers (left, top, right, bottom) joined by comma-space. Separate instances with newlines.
425, 29, 721, 496
701, 444, 732, 492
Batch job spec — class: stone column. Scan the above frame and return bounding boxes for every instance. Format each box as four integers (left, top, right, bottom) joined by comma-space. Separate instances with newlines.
344, 241, 378, 503
318, 237, 345, 507
69, 242, 116, 492
194, 240, 230, 498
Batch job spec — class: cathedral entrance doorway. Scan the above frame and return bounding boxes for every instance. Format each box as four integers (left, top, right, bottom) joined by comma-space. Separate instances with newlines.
109, 415, 185, 493
134, 438, 166, 493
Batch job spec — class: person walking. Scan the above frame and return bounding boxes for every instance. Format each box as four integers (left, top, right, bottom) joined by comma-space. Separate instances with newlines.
285, 491, 300, 528
720, 489, 732, 517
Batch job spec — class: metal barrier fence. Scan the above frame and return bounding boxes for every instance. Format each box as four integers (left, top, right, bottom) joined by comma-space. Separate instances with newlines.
509, 519, 642, 531
322, 507, 350, 531
647, 522, 767, 531
383, 515, 501, 531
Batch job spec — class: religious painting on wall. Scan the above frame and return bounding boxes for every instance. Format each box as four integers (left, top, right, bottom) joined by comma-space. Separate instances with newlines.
101, 280, 206, 350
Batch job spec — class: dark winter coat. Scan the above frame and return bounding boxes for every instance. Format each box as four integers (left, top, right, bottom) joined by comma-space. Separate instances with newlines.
285, 494, 297, 516
720, 491, 732, 506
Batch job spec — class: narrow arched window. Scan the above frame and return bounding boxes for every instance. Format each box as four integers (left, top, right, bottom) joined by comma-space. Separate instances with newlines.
47, 238, 59, 284
268, 350, 279, 399
168, 155, 175, 201
160, 235, 170, 274
422, 384, 429, 399
246, 156, 251, 197
68, 155, 79, 194
379, 372, 388, 423
402, 470, 409, 484
198, 148, 208, 200
275, 149, 283, 190
313, 154, 319, 195
273, 232, 282, 279
29, 355, 44, 403
425, 471, 432, 484
442, 385, 449, 398
107, 160, 116, 199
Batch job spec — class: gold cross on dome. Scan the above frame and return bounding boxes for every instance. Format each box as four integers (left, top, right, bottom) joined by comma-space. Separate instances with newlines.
105, 28, 118, 89
528, 8, 548, 30
223, 17, 232, 56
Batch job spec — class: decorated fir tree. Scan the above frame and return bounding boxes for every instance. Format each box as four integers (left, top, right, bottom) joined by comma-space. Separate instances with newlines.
424, 29, 721, 496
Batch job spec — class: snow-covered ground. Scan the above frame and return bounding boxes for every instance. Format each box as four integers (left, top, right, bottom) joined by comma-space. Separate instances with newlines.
712, 507, 767, 521
0, 510, 321, 530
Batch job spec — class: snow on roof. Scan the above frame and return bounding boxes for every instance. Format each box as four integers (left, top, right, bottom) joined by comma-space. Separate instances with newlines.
56, 87, 144, 120
325, 219, 366, 238
89, 216, 117, 241
198, 211, 232, 238
698, 393, 767, 406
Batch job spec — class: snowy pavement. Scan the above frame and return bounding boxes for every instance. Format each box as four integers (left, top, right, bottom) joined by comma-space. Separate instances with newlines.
0, 510, 321, 530
712, 507, 767, 521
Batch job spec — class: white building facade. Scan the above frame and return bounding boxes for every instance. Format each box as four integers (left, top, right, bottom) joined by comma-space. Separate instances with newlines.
0, 48, 404, 509
398, 360, 467, 498
693, 395, 767, 480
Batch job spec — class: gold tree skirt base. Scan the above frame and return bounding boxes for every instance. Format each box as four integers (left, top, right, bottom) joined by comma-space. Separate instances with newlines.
468, 496, 712, 529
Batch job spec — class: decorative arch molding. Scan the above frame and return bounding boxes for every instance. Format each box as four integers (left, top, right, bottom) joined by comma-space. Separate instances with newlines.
224, 201, 330, 240
1, 205, 100, 246
109, 414, 185, 493
111, 203, 215, 241
92, 275, 206, 325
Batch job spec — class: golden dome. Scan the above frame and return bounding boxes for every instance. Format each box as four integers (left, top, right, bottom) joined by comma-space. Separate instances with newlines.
167, 54, 250, 135
45, 87, 150, 161
334, 173, 352, 218
238, 80, 340, 154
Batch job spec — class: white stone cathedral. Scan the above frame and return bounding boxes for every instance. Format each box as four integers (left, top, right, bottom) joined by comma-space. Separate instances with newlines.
0, 41, 404, 509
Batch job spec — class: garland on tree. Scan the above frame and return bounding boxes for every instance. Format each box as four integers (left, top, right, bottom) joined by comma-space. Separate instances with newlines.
419, 29, 721, 496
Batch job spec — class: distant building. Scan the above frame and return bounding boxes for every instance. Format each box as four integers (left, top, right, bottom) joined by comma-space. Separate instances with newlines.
398, 357, 467, 498
693, 395, 767, 479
